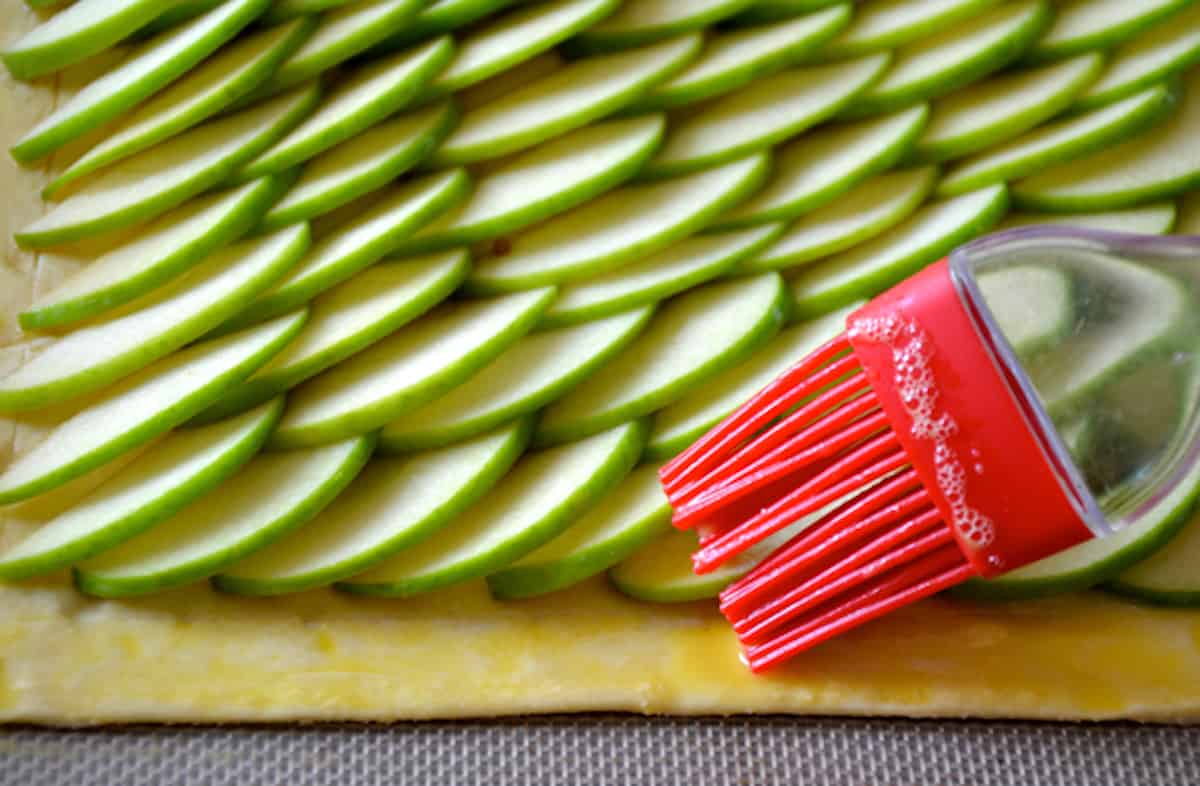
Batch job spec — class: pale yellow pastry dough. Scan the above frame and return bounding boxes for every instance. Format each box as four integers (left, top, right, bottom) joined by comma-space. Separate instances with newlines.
2, 1, 1200, 726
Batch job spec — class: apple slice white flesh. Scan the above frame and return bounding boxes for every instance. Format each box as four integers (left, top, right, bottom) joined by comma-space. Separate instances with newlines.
397, 115, 665, 255
488, 463, 672, 599
259, 100, 458, 231
789, 185, 1008, 319
641, 53, 889, 179
536, 273, 787, 446
75, 434, 373, 598
429, 34, 700, 166
10, 0, 268, 164
541, 223, 782, 327
213, 421, 529, 595
912, 53, 1105, 162
1025, 0, 1189, 63
1073, 3, 1200, 111
713, 104, 929, 230
571, 0, 755, 53
467, 152, 769, 293
1, 0, 165, 80
645, 304, 855, 460
272, 287, 555, 447
224, 169, 470, 330
379, 306, 653, 452
428, 0, 620, 95
337, 421, 646, 597
938, 82, 1177, 197
17, 84, 320, 250
21, 176, 286, 331
195, 249, 468, 423
608, 527, 744, 602
0, 311, 306, 506
370, 0, 520, 54
0, 225, 309, 412
0, 400, 282, 581
238, 37, 454, 180
743, 166, 938, 273
629, 3, 850, 111
997, 204, 1177, 235
42, 20, 315, 196
843, 0, 1052, 119
1013, 72, 1200, 211
820, 0, 1002, 58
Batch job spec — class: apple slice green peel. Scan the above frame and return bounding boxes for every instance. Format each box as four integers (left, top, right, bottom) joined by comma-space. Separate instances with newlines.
998, 204, 1177, 235
0, 311, 306, 506
2, 0, 166, 80
570, 0, 755, 54
735, 0, 853, 24
266, 0, 359, 22
1025, 0, 1190, 63
214, 420, 530, 595
0, 400, 282, 581
819, 0, 1003, 59
337, 420, 646, 597
369, 0, 520, 54
609, 527, 745, 602
75, 433, 373, 598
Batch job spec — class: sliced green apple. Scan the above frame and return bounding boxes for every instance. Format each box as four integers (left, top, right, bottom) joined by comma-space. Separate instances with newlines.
266, 0, 357, 22
136, 0, 227, 37
713, 104, 929, 230
641, 52, 889, 178
571, 0, 755, 53
789, 184, 1007, 319
380, 306, 653, 452
997, 203, 1176, 235
195, 249, 468, 424
820, 0, 1002, 58
938, 82, 1177, 196
457, 51, 565, 112
536, 273, 786, 446
0, 225, 308, 412
0, 311, 306, 505
1, 0, 165, 80
213, 420, 530, 595
0, 400, 281, 581
75, 434, 373, 598
735, 0, 852, 24
743, 166, 938, 273
370, 0, 519, 54
912, 53, 1104, 162
429, 34, 700, 166
337, 421, 646, 597
608, 527, 740, 602
487, 463, 671, 599
1025, 0, 1189, 63
1177, 191, 1200, 233
541, 223, 782, 327
1109, 509, 1200, 607
467, 152, 769, 293
18, 84, 320, 249
272, 287, 555, 447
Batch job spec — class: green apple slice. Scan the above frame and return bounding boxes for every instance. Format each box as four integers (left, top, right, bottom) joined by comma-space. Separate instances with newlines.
487, 463, 671, 599
1013, 72, 1200, 211
0, 225, 309, 412
370, 0, 519, 54
337, 421, 646, 597
259, 100, 458, 231
1177, 191, 1200, 233
1109, 508, 1200, 607
743, 166, 938, 273
736, 0, 852, 24
428, 0, 620, 95
467, 152, 769, 293
266, 0, 358, 22
213, 421, 529, 595
628, 4, 851, 111
272, 287, 555, 447
10, 0, 268, 163
820, 0, 1002, 58
195, 249, 468, 423
608, 529, 734, 602
18, 84, 320, 250
458, 52, 565, 112
0, 311, 306, 506
398, 115, 665, 254
75, 434, 373, 598
714, 104, 929, 230
541, 223, 782, 328
912, 53, 1104, 162
844, 0, 1052, 119
379, 307, 653, 452
571, 0, 755, 53
938, 82, 1177, 197
536, 273, 786, 446
429, 34, 700, 166
645, 304, 855, 460
225, 169, 470, 330
1, 0, 164, 80
1025, 0, 1189, 63
641, 53, 889, 179
43, 20, 315, 196
21, 176, 287, 331
789, 184, 1008, 319
0, 400, 281, 581
1073, 3, 1200, 111
997, 203, 1177, 235
136, 0, 228, 37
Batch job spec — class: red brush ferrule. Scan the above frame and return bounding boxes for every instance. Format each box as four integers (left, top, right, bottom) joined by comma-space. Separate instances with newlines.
846, 259, 1094, 577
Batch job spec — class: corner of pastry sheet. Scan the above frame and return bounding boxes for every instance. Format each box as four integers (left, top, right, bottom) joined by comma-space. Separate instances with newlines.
2, 0, 1200, 726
